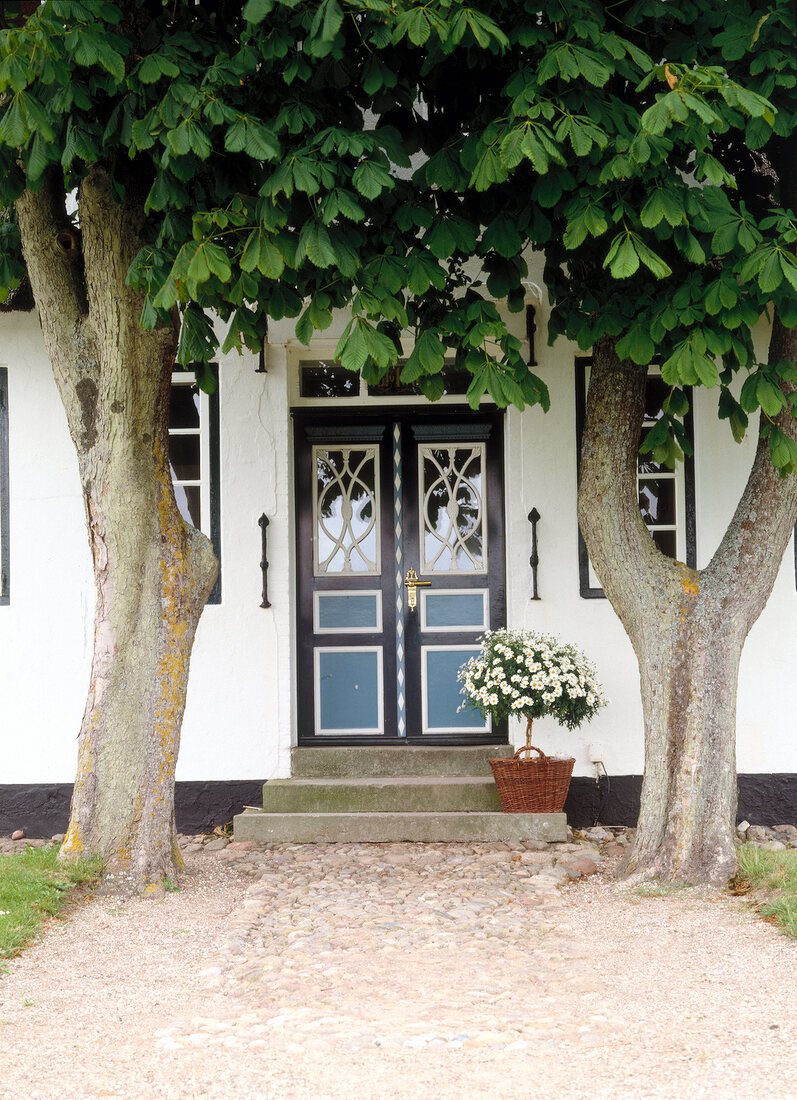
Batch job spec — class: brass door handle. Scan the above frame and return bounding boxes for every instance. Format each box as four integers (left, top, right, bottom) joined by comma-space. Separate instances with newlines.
404, 567, 431, 611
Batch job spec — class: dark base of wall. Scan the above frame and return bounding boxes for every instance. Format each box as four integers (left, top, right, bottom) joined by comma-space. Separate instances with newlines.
0, 781, 265, 838
1, 775, 795, 838
564, 774, 797, 828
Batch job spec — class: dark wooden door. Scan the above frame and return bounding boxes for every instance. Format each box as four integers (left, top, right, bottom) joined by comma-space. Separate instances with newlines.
294, 408, 506, 744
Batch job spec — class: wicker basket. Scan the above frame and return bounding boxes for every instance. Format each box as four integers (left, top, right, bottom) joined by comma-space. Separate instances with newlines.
489, 744, 575, 813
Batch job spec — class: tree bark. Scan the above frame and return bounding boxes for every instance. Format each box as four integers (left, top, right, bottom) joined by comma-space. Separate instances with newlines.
578, 325, 797, 886
16, 169, 218, 894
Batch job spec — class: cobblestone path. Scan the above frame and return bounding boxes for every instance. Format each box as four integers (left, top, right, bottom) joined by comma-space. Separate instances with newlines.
1, 835, 796, 1100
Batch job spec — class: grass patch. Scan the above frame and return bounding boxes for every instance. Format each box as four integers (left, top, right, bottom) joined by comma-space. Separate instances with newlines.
736, 846, 797, 939
0, 845, 103, 963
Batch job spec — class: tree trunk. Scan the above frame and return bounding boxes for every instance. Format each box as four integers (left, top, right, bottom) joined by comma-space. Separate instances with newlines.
578, 327, 797, 885
16, 169, 217, 894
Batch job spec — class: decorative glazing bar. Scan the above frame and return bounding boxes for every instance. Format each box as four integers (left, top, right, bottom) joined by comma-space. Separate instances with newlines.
528, 507, 541, 600
259, 513, 271, 608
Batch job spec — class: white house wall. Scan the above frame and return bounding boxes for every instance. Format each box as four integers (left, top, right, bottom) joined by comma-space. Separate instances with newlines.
1, 303, 796, 812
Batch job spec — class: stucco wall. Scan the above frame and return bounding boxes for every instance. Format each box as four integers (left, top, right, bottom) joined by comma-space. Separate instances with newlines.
2, 301, 796, 786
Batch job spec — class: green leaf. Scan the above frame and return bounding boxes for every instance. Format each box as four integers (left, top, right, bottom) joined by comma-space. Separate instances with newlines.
406, 8, 431, 45
759, 251, 783, 293
176, 305, 216, 366
739, 374, 761, 413
640, 192, 666, 229
768, 427, 795, 473
244, 120, 279, 160
295, 309, 313, 346
674, 228, 705, 265
482, 215, 523, 258
563, 213, 587, 250
605, 236, 640, 279
693, 353, 719, 388
352, 161, 393, 199
757, 378, 787, 417
139, 53, 180, 84
0, 96, 28, 147
426, 219, 456, 260
499, 128, 524, 170
634, 238, 672, 279
224, 117, 247, 153
780, 254, 797, 293
640, 97, 670, 136
203, 241, 231, 283
616, 325, 655, 365
243, 0, 274, 24
718, 388, 748, 443
302, 223, 337, 268
335, 320, 369, 373
193, 359, 218, 395
240, 230, 284, 279
469, 145, 505, 192
139, 298, 159, 331
573, 46, 611, 87
417, 330, 445, 375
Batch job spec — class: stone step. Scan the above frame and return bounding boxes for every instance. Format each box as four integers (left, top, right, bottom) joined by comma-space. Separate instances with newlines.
233, 809, 567, 845
290, 745, 514, 778
261, 776, 502, 814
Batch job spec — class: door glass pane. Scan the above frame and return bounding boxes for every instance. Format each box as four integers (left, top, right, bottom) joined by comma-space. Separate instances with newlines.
422, 591, 487, 631
420, 444, 486, 573
314, 446, 380, 575
315, 592, 380, 632
316, 649, 382, 733
423, 647, 490, 731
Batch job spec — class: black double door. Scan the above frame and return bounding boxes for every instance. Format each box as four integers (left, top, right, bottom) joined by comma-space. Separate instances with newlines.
294, 407, 506, 744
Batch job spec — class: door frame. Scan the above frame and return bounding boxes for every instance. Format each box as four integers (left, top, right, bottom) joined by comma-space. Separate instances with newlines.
292, 404, 507, 745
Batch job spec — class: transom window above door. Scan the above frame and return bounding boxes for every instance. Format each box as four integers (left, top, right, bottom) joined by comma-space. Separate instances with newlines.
294, 359, 474, 404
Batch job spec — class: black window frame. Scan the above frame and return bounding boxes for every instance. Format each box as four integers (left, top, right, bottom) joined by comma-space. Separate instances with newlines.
575, 357, 696, 599
169, 365, 221, 605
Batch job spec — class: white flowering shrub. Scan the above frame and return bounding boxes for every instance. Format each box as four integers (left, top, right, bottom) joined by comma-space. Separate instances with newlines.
458, 629, 608, 731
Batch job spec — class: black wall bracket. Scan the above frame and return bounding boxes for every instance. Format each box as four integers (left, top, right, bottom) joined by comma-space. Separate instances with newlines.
259, 513, 271, 608
528, 507, 541, 600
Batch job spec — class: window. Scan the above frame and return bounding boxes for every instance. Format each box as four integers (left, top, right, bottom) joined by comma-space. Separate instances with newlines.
575, 359, 696, 598
168, 367, 221, 604
0, 367, 8, 605
298, 359, 472, 401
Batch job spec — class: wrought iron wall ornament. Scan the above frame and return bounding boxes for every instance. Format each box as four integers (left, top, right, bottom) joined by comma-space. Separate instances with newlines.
528, 507, 541, 600
526, 305, 537, 367
259, 513, 271, 608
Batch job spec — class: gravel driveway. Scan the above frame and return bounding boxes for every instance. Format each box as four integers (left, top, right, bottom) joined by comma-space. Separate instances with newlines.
1, 839, 795, 1100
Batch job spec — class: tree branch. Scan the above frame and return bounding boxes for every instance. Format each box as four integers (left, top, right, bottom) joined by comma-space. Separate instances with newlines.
15, 169, 94, 388
577, 337, 673, 629
707, 315, 797, 631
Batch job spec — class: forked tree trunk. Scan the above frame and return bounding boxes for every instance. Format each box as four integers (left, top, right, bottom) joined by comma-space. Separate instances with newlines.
16, 169, 217, 893
578, 325, 797, 885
